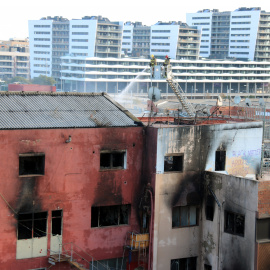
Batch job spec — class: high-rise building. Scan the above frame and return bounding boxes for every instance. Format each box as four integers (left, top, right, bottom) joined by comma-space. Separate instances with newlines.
29, 16, 123, 88
150, 21, 200, 60
187, 7, 270, 61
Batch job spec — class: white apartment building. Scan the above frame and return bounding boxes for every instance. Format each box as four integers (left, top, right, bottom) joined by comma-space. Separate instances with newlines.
29, 16, 123, 88
186, 7, 270, 61
59, 56, 270, 95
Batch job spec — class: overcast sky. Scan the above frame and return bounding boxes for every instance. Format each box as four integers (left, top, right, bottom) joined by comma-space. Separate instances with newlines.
1, 0, 269, 40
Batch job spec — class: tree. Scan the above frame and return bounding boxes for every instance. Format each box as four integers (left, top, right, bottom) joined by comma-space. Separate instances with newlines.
31, 75, 56, 86
6, 76, 31, 84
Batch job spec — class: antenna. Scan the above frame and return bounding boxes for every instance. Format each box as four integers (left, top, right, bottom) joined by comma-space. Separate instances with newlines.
259, 98, 265, 107
245, 98, 251, 107
234, 96, 241, 105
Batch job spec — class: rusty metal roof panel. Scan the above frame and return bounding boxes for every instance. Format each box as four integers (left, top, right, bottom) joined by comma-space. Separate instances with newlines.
0, 92, 141, 129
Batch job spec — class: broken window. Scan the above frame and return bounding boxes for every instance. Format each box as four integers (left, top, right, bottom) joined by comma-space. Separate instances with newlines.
52, 210, 62, 236
91, 205, 130, 227
164, 154, 184, 172
206, 195, 215, 221
215, 150, 226, 171
171, 257, 197, 270
100, 151, 126, 170
257, 218, 270, 241
19, 153, 45, 176
172, 205, 199, 228
18, 212, 47, 240
224, 210, 245, 237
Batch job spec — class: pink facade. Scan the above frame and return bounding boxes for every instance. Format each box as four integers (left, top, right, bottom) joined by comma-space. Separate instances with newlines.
0, 127, 144, 269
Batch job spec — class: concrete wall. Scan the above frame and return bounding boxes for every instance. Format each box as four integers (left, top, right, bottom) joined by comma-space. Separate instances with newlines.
204, 171, 258, 270
148, 121, 262, 270
0, 127, 143, 269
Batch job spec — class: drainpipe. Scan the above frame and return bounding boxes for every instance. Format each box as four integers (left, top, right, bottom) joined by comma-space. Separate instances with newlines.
146, 186, 154, 270
208, 186, 222, 270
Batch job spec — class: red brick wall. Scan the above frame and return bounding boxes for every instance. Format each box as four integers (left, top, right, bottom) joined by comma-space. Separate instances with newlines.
257, 242, 270, 270
258, 181, 270, 218
8, 84, 56, 92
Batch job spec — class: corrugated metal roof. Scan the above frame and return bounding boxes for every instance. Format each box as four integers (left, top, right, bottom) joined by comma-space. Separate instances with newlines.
0, 92, 141, 129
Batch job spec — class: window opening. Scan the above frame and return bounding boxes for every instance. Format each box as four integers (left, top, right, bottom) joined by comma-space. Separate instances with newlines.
164, 154, 184, 172
215, 151, 226, 171
91, 205, 130, 227
171, 257, 197, 270
19, 153, 45, 176
204, 264, 212, 270
52, 210, 62, 236
206, 194, 215, 221
18, 212, 47, 240
256, 218, 270, 241
100, 151, 126, 170
172, 206, 198, 228
224, 210, 245, 237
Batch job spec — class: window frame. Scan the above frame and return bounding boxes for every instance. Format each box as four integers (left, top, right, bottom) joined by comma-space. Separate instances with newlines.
224, 210, 245, 237
215, 150, 226, 171
17, 212, 48, 240
171, 257, 197, 270
100, 150, 127, 171
19, 153, 45, 177
91, 205, 130, 228
256, 218, 270, 242
164, 153, 184, 173
172, 205, 199, 228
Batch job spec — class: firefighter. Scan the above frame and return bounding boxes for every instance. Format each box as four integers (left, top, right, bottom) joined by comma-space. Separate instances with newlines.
149, 55, 156, 78
163, 55, 170, 77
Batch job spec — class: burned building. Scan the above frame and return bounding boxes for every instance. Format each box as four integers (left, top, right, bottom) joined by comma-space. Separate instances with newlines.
0, 92, 145, 269
140, 116, 263, 270
0, 91, 268, 270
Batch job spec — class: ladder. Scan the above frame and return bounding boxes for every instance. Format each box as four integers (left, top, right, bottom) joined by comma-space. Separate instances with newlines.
166, 66, 196, 117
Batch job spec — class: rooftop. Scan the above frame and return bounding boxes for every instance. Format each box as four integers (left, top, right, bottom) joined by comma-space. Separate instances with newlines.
0, 92, 141, 130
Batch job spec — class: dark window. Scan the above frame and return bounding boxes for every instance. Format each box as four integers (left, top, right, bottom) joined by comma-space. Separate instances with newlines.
52, 210, 63, 236
215, 151, 226, 171
18, 212, 47, 240
91, 205, 130, 227
100, 151, 126, 170
19, 153, 45, 176
172, 206, 199, 228
257, 218, 270, 241
171, 257, 197, 270
204, 265, 212, 270
224, 211, 245, 237
206, 195, 215, 221
164, 155, 184, 172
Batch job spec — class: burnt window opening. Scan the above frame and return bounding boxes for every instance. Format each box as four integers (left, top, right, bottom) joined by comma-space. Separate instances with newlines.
100, 151, 126, 170
17, 212, 47, 240
172, 205, 199, 228
164, 154, 184, 172
19, 153, 45, 176
215, 150, 226, 171
206, 195, 215, 221
204, 264, 212, 270
171, 257, 197, 270
224, 210, 245, 237
52, 210, 63, 236
256, 218, 270, 241
91, 205, 130, 227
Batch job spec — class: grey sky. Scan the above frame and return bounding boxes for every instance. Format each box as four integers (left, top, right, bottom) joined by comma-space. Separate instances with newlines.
1, 0, 269, 40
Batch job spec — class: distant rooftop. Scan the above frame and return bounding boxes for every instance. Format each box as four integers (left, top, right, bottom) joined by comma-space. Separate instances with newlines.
0, 92, 141, 130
